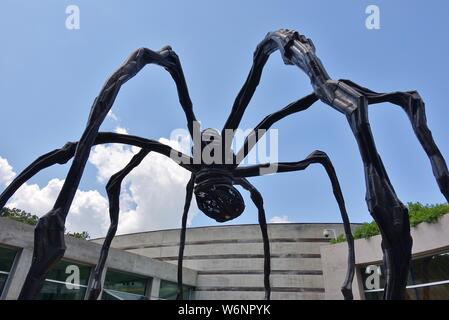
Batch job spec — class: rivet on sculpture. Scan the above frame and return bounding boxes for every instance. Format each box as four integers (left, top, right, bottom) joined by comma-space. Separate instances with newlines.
1, 29, 448, 300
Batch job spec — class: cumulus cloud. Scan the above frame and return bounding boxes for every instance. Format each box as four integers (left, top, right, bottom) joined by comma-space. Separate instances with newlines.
106, 110, 119, 122
89, 130, 198, 235
0, 157, 16, 186
6, 178, 110, 237
0, 158, 111, 238
0, 128, 198, 238
114, 127, 128, 135
269, 215, 291, 223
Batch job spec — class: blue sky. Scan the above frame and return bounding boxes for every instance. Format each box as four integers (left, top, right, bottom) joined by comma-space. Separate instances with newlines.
0, 0, 448, 235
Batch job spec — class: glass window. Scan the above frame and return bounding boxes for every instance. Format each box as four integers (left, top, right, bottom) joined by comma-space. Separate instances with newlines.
159, 280, 192, 300
360, 251, 449, 300
35, 260, 91, 300
102, 269, 149, 300
0, 246, 18, 296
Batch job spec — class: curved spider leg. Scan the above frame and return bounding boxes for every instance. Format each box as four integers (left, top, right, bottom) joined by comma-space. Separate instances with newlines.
339, 80, 449, 202
221, 37, 274, 134
234, 178, 271, 300
19, 123, 192, 299
222, 29, 328, 157
0, 142, 77, 210
250, 29, 414, 299
3, 47, 191, 301
234, 150, 355, 300
87, 149, 150, 300
221, 31, 288, 159
0, 132, 196, 212
176, 173, 195, 300
233, 93, 318, 166
327, 82, 411, 300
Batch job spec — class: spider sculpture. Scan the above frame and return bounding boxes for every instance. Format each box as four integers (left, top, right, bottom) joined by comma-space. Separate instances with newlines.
1, 29, 447, 300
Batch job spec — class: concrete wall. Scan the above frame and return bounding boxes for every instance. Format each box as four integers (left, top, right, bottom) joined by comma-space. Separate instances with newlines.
92, 223, 359, 300
321, 213, 449, 300
0, 217, 197, 300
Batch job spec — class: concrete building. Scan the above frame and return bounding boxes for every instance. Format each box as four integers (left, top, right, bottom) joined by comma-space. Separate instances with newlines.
0, 217, 197, 300
91, 223, 355, 300
1, 214, 449, 300
321, 213, 449, 300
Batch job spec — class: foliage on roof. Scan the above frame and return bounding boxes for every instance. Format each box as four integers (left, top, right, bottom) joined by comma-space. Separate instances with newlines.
1, 207, 90, 240
331, 202, 449, 244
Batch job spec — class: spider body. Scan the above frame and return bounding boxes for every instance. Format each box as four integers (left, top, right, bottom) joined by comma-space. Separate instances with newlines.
192, 128, 246, 222
1, 29, 447, 301
194, 171, 245, 222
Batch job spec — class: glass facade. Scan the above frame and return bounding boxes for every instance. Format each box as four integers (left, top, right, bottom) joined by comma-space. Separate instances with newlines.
35, 260, 91, 300
0, 246, 17, 296
361, 251, 449, 300
159, 280, 192, 300
102, 269, 149, 300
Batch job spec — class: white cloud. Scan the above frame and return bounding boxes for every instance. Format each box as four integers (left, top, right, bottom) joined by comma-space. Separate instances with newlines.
0, 157, 16, 186
89, 130, 198, 235
6, 178, 110, 238
0, 128, 198, 238
269, 215, 291, 223
114, 127, 128, 135
107, 110, 119, 122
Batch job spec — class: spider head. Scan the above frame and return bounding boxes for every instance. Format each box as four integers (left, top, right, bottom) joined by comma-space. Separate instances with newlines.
194, 170, 245, 222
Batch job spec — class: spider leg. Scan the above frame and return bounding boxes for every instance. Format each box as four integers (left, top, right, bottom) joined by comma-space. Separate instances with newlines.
87, 149, 150, 300
18, 46, 198, 299
340, 80, 449, 202
222, 29, 329, 147
250, 30, 413, 299
176, 173, 195, 300
0, 142, 77, 209
234, 150, 355, 300
234, 93, 318, 166
0, 132, 195, 212
234, 178, 271, 300
8, 134, 193, 299
325, 81, 411, 300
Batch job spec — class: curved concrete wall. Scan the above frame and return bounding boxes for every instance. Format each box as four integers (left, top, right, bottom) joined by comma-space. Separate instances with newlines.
93, 223, 357, 300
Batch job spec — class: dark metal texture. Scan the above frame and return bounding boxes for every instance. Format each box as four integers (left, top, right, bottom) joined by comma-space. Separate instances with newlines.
176, 173, 195, 300
236, 178, 271, 300
87, 149, 150, 300
1, 29, 446, 300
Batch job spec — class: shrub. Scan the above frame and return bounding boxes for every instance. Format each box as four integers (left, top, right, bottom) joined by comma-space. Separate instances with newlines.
0, 207, 38, 225
408, 202, 449, 227
66, 231, 90, 240
330, 202, 449, 244
1, 207, 90, 240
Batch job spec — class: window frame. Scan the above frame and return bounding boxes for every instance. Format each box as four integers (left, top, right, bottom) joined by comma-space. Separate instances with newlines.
0, 244, 20, 299
360, 249, 449, 300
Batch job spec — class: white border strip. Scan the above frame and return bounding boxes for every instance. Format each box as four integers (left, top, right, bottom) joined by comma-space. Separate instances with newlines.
365, 279, 449, 293
43, 278, 88, 288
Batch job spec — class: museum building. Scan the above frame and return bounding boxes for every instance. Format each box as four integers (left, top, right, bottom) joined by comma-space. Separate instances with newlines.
0, 214, 448, 300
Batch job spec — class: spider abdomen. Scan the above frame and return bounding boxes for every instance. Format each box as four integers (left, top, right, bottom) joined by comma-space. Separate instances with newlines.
194, 171, 245, 222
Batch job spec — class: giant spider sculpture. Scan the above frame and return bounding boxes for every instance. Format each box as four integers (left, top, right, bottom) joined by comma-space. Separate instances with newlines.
1, 29, 448, 300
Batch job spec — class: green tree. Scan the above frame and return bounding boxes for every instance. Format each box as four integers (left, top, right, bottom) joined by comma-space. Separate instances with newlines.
0, 207, 39, 225
66, 231, 90, 240
1, 207, 90, 240
331, 202, 449, 244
